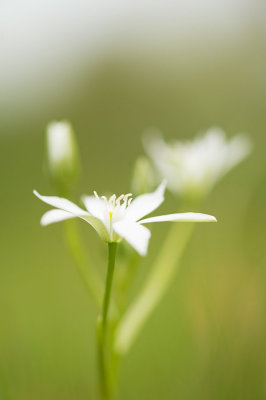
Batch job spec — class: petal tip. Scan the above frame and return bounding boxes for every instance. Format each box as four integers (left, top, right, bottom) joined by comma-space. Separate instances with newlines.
156, 179, 167, 200
160, 179, 167, 191
33, 189, 41, 199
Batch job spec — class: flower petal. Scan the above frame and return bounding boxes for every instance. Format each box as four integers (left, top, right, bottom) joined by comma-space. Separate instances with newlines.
82, 215, 110, 242
113, 221, 151, 256
41, 209, 110, 241
225, 134, 251, 173
126, 180, 166, 222
33, 190, 88, 216
140, 212, 217, 224
34, 190, 110, 241
82, 196, 106, 222
41, 209, 75, 226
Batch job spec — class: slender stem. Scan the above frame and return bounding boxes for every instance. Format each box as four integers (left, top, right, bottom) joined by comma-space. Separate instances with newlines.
117, 251, 141, 312
102, 244, 117, 330
64, 219, 104, 309
122, 253, 141, 298
114, 223, 194, 355
97, 243, 117, 400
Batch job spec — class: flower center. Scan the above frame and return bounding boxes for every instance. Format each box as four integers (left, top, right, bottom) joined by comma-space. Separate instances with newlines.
93, 191, 133, 241
93, 191, 133, 221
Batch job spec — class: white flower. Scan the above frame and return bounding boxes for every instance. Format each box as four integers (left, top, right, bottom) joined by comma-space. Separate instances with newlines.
144, 127, 251, 198
34, 182, 216, 256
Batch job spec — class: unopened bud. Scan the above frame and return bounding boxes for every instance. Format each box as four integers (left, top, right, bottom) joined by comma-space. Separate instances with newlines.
131, 156, 155, 195
46, 121, 80, 195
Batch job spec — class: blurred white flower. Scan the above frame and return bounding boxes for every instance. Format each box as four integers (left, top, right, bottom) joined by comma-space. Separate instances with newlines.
144, 127, 251, 198
34, 181, 216, 256
46, 121, 80, 193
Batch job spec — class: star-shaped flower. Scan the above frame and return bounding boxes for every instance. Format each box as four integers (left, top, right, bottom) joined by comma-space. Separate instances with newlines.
34, 182, 216, 256
144, 127, 251, 198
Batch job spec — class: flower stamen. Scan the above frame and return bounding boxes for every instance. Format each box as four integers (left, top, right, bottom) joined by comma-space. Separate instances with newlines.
123, 193, 132, 203
116, 194, 124, 206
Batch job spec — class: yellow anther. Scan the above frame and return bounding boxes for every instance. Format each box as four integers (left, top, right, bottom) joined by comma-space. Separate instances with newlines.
109, 211, 113, 219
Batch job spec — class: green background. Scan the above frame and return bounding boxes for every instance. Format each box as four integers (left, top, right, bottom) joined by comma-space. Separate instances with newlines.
1, 34, 266, 399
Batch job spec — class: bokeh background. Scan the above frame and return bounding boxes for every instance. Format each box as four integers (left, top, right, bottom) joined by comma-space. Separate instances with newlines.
1, 1, 266, 399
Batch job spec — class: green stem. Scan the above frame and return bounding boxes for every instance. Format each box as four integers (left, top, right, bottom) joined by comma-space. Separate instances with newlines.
102, 244, 117, 330
64, 219, 103, 309
122, 253, 141, 296
117, 251, 141, 312
97, 243, 117, 400
114, 223, 195, 355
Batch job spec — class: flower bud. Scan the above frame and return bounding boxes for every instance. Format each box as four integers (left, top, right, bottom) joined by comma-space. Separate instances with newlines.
131, 156, 155, 195
45, 121, 80, 195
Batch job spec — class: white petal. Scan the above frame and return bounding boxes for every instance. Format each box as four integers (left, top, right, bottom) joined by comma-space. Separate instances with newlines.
140, 212, 217, 224
125, 180, 166, 222
82, 196, 106, 222
113, 221, 151, 256
33, 190, 88, 216
41, 209, 75, 226
82, 215, 110, 242
34, 190, 110, 241
225, 134, 252, 172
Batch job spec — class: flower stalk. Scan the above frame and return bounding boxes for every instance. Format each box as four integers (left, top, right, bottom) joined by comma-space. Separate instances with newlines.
114, 222, 194, 355
97, 243, 117, 400
102, 243, 117, 331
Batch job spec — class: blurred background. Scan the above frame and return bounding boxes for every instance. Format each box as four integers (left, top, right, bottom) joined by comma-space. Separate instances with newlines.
1, 0, 266, 399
